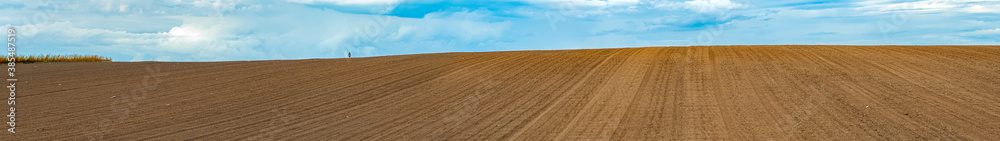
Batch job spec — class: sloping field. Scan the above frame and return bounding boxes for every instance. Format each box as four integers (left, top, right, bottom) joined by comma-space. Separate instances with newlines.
8, 45, 1000, 140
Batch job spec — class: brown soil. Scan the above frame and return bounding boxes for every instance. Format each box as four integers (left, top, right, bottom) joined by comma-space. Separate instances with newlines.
6, 45, 1000, 140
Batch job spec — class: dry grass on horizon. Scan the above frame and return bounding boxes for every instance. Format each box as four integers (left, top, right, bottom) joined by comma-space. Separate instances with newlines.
2, 55, 111, 63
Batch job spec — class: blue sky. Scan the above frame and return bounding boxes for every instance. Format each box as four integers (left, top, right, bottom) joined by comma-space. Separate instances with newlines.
2, 0, 999, 61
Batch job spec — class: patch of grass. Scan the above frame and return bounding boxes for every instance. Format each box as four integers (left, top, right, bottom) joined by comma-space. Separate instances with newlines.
1, 55, 112, 63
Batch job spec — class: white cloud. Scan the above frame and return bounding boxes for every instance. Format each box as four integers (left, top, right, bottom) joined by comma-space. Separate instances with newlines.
118, 4, 129, 12
372, 10, 513, 54
8, 18, 270, 61
681, 0, 747, 13
527, 0, 641, 7
963, 4, 1000, 13
651, 0, 747, 14
285, 0, 401, 5
962, 28, 1000, 35
856, 0, 1000, 14
515, 0, 645, 18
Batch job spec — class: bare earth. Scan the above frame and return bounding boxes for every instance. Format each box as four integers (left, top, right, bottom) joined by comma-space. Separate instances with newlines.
6, 45, 1000, 140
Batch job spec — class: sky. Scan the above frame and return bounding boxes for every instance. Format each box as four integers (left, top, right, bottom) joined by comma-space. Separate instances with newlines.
2, 0, 999, 61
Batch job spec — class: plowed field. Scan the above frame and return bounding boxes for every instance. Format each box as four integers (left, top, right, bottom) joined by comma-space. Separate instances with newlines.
8, 45, 1000, 140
